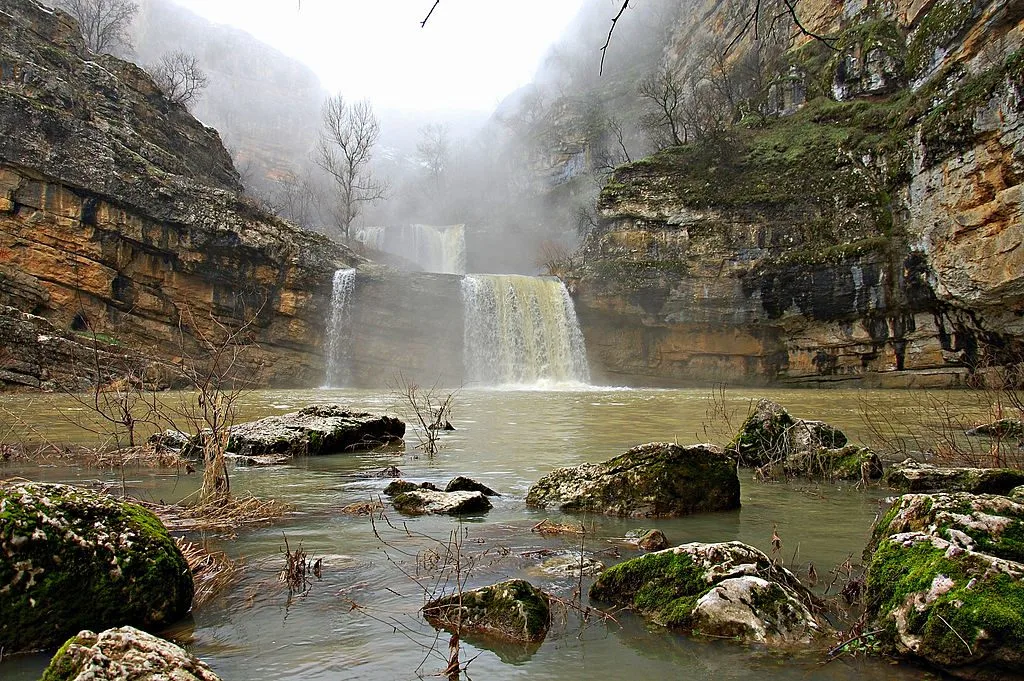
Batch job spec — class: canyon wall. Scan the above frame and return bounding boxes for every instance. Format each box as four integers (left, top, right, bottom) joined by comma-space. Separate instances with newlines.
0, 0, 360, 388
570, 0, 1024, 387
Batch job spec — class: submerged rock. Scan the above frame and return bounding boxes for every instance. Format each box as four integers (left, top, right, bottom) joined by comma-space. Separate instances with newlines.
589, 541, 826, 647
226, 405, 405, 457
965, 418, 1024, 438
866, 492, 1024, 679
727, 399, 851, 478
392, 489, 492, 515
423, 579, 551, 643
536, 553, 606, 577
525, 442, 740, 517
40, 626, 222, 681
0, 482, 193, 652
885, 459, 1024, 494
445, 476, 500, 496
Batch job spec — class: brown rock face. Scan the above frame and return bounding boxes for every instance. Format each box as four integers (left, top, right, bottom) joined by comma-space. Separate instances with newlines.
571, 0, 1024, 387
0, 0, 360, 388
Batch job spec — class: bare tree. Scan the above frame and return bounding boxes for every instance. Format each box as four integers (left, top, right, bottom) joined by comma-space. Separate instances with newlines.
149, 51, 209, 107
54, 0, 137, 55
315, 95, 387, 240
638, 63, 687, 147
416, 123, 450, 189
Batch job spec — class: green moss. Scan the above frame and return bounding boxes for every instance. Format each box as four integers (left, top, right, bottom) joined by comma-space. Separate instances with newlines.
906, 0, 975, 78
40, 635, 83, 681
589, 550, 708, 628
767, 237, 892, 269
424, 580, 550, 642
868, 537, 1024, 659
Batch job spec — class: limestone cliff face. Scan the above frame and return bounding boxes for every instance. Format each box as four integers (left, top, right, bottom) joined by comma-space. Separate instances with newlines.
572, 0, 1024, 386
0, 0, 360, 388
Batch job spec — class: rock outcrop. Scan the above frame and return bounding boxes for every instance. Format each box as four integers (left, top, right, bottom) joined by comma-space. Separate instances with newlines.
885, 459, 1024, 494
866, 492, 1024, 679
525, 442, 740, 517
0, 482, 193, 652
0, 0, 361, 389
225, 405, 405, 456
589, 541, 828, 647
41, 626, 222, 681
568, 0, 1024, 387
423, 579, 551, 644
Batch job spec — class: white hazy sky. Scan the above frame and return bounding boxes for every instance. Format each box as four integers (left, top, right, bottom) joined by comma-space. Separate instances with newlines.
170, 0, 594, 111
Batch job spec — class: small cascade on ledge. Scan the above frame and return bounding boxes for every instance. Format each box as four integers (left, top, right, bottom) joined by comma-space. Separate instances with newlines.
354, 224, 466, 274
462, 274, 590, 387
324, 268, 356, 387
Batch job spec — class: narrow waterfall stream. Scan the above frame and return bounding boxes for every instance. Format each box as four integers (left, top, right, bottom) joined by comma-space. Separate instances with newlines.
462, 274, 589, 387
323, 268, 356, 387
355, 224, 466, 274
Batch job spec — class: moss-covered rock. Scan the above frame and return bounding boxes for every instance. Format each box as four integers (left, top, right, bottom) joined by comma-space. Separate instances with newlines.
391, 489, 492, 516
0, 482, 193, 653
777, 445, 884, 482
589, 541, 827, 647
423, 579, 551, 643
41, 626, 221, 681
866, 489, 1024, 678
525, 442, 740, 517
885, 459, 1024, 494
226, 405, 405, 457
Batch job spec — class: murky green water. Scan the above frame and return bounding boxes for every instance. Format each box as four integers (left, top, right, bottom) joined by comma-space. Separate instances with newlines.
1, 386, 979, 680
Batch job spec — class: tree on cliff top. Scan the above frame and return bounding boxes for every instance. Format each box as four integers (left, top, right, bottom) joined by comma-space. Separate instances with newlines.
53, 0, 138, 56
149, 51, 209, 108
316, 94, 387, 241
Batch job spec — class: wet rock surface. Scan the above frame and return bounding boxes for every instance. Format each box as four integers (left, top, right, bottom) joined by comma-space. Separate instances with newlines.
226, 405, 405, 457
0, 482, 193, 652
423, 579, 551, 643
391, 489, 492, 516
589, 541, 827, 647
866, 492, 1024, 679
526, 442, 740, 517
885, 459, 1024, 494
41, 626, 221, 681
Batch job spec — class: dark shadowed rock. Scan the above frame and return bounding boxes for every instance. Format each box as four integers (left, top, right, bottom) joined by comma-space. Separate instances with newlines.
40, 626, 221, 681
392, 489, 492, 516
383, 480, 439, 496
525, 442, 740, 517
445, 476, 500, 496
885, 459, 1024, 494
0, 482, 193, 653
589, 541, 828, 647
423, 579, 551, 643
227, 405, 405, 457
866, 492, 1024, 679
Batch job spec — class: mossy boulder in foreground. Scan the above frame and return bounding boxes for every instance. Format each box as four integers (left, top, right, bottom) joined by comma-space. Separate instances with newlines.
0, 482, 193, 652
525, 442, 740, 517
423, 579, 551, 644
589, 541, 827, 647
41, 626, 221, 681
866, 492, 1024, 679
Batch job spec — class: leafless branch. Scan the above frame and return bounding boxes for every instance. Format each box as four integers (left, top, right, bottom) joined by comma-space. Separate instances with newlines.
599, 0, 630, 76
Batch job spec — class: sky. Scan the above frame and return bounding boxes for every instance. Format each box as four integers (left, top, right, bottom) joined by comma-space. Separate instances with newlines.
170, 0, 593, 112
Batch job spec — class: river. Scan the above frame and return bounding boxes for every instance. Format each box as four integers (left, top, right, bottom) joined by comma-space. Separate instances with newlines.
2, 385, 986, 680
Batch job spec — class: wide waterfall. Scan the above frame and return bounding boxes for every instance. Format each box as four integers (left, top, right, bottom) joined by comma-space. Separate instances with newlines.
355, 224, 466, 274
324, 268, 356, 387
462, 274, 590, 387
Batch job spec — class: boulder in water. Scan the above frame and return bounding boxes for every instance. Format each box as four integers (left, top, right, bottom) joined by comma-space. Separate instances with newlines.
589, 541, 827, 647
383, 480, 438, 496
866, 492, 1024, 679
965, 418, 1024, 438
525, 442, 739, 517
445, 476, 500, 496
392, 489, 492, 515
226, 405, 405, 457
41, 626, 221, 681
636, 529, 670, 551
885, 459, 1024, 494
774, 445, 884, 482
727, 399, 848, 475
0, 482, 193, 652
423, 579, 551, 643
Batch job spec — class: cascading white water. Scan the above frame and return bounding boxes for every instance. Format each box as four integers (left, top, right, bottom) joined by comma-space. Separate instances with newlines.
324, 268, 356, 387
462, 274, 590, 387
354, 224, 465, 274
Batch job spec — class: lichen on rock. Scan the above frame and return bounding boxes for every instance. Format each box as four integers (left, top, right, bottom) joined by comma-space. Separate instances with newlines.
0, 482, 193, 653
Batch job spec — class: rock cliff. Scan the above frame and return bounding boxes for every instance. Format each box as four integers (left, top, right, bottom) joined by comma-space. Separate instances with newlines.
0, 0, 360, 388
570, 0, 1024, 386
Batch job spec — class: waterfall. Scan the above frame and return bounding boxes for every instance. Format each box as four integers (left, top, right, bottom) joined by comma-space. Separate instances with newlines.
324, 268, 356, 387
462, 274, 590, 387
354, 224, 465, 274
